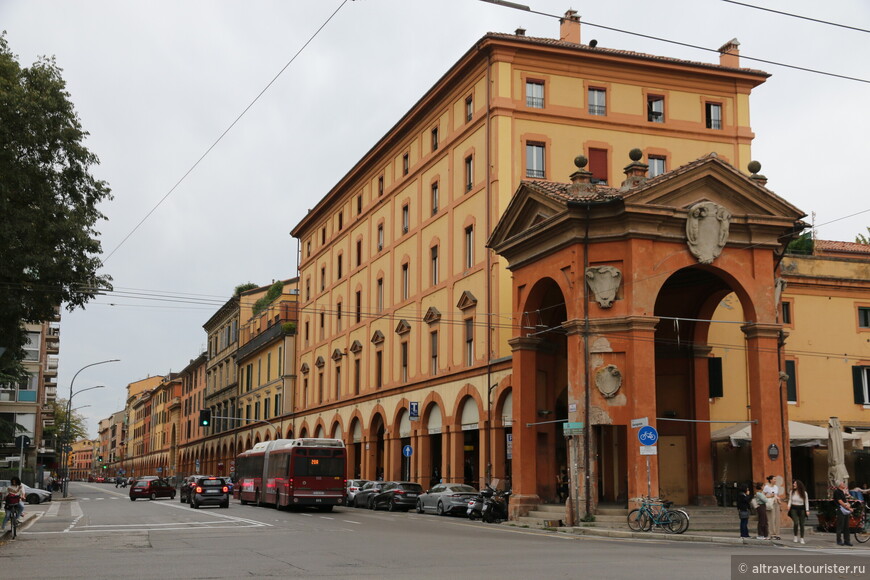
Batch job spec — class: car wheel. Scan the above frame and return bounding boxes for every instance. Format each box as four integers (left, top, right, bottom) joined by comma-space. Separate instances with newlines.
192, 500, 199, 509
26, 494, 40, 504
368, 497, 375, 510
222, 502, 229, 509
170, 493, 176, 500
130, 497, 136, 502
388, 500, 396, 512
150, 492, 157, 501
416, 500, 424, 514
179, 494, 185, 503
189, 499, 196, 508
436, 502, 445, 516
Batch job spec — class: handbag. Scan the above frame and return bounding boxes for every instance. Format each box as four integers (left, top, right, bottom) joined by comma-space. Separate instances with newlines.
840, 505, 852, 516
750, 497, 759, 510
766, 497, 776, 510
738, 509, 750, 519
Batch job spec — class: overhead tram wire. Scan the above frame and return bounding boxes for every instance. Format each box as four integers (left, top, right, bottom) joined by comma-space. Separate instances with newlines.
479, 0, 870, 84
721, 0, 870, 35
102, 0, 350, 264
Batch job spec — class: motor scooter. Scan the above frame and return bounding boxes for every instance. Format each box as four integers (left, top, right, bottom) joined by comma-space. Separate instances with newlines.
481, 487, 511, 523
466, 490, 484, 520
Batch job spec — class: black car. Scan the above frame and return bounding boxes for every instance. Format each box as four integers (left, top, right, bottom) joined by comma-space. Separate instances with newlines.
371, 481, 424, 512
179, 475, 201, 504
353, 481, 386, 508
189, 476, 230, 509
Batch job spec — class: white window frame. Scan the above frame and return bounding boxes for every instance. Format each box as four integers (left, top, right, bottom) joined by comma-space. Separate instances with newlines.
526, 143, 545, 178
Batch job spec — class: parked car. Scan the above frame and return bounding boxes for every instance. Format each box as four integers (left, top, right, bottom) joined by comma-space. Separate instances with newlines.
371, 481, 424, 512
0, 480, 53, 504
189, 476, 230, 509
352, 481, 386, 508
346, 479, 370, 506
129, 478, 176, 501
416, 483, 478, 516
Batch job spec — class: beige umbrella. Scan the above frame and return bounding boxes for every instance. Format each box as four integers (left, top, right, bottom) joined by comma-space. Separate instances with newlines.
828, 417, 849, 487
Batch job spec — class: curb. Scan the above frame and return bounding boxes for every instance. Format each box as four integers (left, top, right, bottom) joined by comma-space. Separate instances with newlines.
557, 526, 780, 546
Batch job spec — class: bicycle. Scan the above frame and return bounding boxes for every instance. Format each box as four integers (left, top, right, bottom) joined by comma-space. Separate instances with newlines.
627, 497, 689, 534
852, 500, 869, 544
4, 501, 23, 539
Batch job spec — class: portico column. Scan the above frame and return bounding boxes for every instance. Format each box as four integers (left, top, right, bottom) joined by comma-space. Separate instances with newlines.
742, 323, 788, 483
507, 336, 543, 518
693, 345, 716, 505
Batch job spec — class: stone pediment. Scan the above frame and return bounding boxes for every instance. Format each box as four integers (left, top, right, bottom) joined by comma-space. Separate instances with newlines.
423, 307, 442, 324
487, 184, 568, 250
456, 290, 478, 311
371, 330, 385, 345
314, 356, 325, 368
349, 340, 363, 354
395, 319, 411, 335
622, 155, 805, 220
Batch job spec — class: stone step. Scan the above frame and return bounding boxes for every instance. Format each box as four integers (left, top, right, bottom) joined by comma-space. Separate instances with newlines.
515, 516, 563, 528
533, 504, 567, 514
528, 509, 567, 519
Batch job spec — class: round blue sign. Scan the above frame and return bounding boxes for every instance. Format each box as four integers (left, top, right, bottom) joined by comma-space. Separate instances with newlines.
637, 426, 659, 446
402, 445, 413, 457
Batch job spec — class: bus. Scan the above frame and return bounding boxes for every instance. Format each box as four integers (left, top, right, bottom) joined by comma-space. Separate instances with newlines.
234, 438, 347, 511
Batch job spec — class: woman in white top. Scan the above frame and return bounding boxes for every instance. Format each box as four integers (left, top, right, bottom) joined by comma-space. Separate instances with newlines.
786, 479, 810, 544
763, 475, 782, 540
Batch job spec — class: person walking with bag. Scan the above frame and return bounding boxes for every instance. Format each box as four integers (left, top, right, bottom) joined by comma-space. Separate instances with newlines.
763, 475, 782, 540
754, 483, 769, 540
834, 480, 853, 547
787, 479, 809, 544
736, 485, 752, 538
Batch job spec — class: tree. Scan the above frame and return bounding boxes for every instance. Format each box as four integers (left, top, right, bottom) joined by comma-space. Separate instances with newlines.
0, 35, 112, 375
856, 228, 869, 245
42, 399, 88, 444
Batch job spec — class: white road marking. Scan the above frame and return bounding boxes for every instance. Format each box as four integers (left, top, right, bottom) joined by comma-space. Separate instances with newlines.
301, 513, 313, 517
45, 501, 61, 517
320, 516, 334, 520
343, 520, 361, 524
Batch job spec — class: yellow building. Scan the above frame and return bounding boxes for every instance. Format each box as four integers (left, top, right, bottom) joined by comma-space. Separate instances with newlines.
289, 12, 769, 503
69, 438, 96, 480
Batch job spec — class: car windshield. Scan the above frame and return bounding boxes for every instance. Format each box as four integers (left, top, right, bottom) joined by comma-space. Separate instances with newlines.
449, 485, 477, 493
134, 481, 149, 488
200, 479, 223, 488
399, 483, 423, 492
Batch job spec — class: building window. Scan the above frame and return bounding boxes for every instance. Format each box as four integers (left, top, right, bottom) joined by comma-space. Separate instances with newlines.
264, 397, 270, 419
647, 95, 664, 122
859, 307, 870, 328
336, 301, 342, 332
431, 181, 439, 215
267, 352, 272, 381
337, 254, 343, 279
402, 203, 410, 234
377, 224, 384, 251
355, 290, 362, 323
853, 366, 870, 405
254, 401, 260, 421
357, 194, 363, 215
306, 277, 311, 301
320, 266, 326, 292
275, 393, 280, 415
465, 155, 473, 191
465, 318, 474, 366
708, 357, 723, 398
321, 227, 326, 245
588, 88, 606, 115
318, 372, 324, 403
465, 95, 473, 121
354, 358, 361, 395
781, 301, 792, 325
705, 102, 722, 130
465, 226, 474, 269
526, 143, 545, 178
306, 240, 311, 257
356, 239, 362, 267
338, 211, 343, 231
402, 263, 410, 300
278, 346, 283, 377
588, 148, 608, 184
402, 153, 409, 176
304, 321, 310, 346
303, 378, 308, 407
401, 342, 408, 382
378, 175, 384, 196
648, 156, 666, 178
431, 127, 439, 151
526, 80, 544, 108
375, 351, 383, 389
319, 311, 325, 340
335, 366, 341, 400
431, 245, 439, 285
430, 330, 438, 375
377, 277, 384, 312
785, 360, 797, 403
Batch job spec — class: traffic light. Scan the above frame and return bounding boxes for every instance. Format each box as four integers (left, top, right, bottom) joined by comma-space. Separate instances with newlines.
98, 456, 103, 462
102, 465, 107, 470
199, 409, 212, 427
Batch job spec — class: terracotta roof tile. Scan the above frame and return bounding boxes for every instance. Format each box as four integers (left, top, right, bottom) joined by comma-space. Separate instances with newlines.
485, 33, 770, 78
521, 179, 623, 203
815, 239, 870, 255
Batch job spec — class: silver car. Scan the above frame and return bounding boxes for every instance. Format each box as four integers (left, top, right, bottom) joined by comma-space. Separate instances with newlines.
346, 479, 370, 506
416, 483, 477, 516
0, 480, 52, 504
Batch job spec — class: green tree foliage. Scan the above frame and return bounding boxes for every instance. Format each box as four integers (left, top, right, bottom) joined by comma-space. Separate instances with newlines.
0, 35, 112, 375
252, 281, 284, 315
856, 227, 869, 245
0, 414, 26, 444
786, 232, 814, 255
234, 282, 258, 296
42, 399, 88, 443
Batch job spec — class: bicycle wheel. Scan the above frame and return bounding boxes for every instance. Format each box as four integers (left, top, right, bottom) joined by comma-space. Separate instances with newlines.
11, 513, 18, 539
639, 510, 653, 532
666, 510, 689, 534
855, 519, 870, 544
627, 508, 644, 531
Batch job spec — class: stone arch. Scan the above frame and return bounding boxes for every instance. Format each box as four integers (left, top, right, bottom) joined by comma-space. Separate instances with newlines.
330, 414, 345, 440
449, 385, 485, 428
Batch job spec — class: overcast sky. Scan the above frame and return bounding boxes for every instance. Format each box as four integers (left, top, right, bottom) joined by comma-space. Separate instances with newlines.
2, 0, 868, 437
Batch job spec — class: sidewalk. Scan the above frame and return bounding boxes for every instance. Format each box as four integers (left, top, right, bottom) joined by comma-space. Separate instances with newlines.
0, 511, 33, 541
553, 524, 870, 548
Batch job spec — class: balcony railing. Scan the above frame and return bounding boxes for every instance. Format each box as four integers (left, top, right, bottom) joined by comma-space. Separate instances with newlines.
588, 104, 606, 116
526, 96, 544, 108
525, 168, 546, 179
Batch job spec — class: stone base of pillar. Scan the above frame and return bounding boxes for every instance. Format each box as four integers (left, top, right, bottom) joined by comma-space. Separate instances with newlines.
508, 493, 541, 520
695, 494, 718, 507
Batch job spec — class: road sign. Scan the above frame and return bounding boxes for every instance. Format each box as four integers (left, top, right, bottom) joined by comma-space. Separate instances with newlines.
402, 445, 413, 458
631, 417, 648, 429
506, 434, 513, 460
637, 425, 659, 446
14, 435, 31, 448
409, 401, 419, 420
562, 422, 585, 435
639, 446, 658, 456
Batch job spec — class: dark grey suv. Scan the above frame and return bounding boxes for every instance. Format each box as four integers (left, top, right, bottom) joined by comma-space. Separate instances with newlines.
189, 476, 230, 509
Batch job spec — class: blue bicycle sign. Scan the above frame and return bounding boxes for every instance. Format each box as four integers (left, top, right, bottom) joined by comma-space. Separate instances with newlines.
637, 426, 659, 446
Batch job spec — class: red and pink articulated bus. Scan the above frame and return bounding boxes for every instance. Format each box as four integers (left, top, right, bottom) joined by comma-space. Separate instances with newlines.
234, 438, 347, 511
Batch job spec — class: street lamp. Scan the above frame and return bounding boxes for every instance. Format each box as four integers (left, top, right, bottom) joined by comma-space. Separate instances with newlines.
62, 358, 119, 497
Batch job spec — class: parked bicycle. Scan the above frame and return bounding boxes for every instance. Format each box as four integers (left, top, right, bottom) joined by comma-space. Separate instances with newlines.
627, 497, 689, 534
852, 500, 869, 544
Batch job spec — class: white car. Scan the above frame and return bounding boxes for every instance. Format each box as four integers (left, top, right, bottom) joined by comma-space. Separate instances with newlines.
0, 480, 53, 504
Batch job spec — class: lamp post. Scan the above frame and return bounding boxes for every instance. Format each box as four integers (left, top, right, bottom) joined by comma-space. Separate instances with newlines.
62, 358, 119, 498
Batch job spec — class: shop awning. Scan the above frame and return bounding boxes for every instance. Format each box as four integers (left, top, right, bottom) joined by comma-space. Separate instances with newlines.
710, 420, 860, 447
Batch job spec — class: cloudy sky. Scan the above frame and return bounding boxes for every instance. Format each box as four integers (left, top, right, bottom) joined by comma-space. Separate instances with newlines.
3, 0, 868, 436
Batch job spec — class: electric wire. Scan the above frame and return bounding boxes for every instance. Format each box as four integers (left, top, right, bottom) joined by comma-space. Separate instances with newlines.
721, 0, 870, 35
102, 0, 350, 264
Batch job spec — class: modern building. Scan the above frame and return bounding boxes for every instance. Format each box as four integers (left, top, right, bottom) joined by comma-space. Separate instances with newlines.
288, 12, 771, 516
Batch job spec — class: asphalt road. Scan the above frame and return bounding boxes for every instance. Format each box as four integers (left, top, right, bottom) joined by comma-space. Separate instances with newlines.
2, 482, 867, 579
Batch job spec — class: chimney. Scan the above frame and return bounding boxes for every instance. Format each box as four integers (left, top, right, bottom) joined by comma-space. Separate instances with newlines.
718, 38, 740, 68
515, 27, 526, 36
560, 9, 581, 44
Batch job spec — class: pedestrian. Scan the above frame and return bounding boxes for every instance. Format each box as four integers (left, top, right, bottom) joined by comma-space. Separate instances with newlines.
787, 479, 809, 544
763, 475, 782, 540
736, 484, 751, 538
556, 468, 569, 503
430, 467, 440, 489
753, 482, 769, 540
833, 480, 853, 547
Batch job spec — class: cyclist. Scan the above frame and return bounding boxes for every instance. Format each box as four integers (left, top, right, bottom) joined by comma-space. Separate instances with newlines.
2, 476, 26, 531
